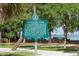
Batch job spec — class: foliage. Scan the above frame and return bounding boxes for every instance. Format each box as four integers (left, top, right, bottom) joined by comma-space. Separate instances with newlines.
37, 4, 61, 32
0, 4, 32, 40
0, 4, 79, 41
0, 3, 32, 20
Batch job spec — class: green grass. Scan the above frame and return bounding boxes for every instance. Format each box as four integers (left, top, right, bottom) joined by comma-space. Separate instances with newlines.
0, 43, 34, 48
0, 43, 79, 53
38, 46, 79, 53
0, 52, 34, 56
19, 44, 79, 53
38, 46, 64, 51
0, 44, 35, 56
0, 43, 13, 48
19, 45, 79, 53
19, 45, 35, 49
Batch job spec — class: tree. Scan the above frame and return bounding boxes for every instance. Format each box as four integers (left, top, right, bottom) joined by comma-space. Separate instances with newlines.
0, 3, 79, 45
36, 4, 60, 45
0, 4, 32, 43
36, 4, 79, 48
59, 4, 79, 48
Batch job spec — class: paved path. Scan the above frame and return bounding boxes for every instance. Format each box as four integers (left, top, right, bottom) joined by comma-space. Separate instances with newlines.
38, 50, 77, 56
28, 50, 78, 56
0, 48, 78, 56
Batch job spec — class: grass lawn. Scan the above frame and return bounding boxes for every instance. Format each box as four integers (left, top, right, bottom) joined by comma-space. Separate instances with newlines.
0, 43, 13, 48
0, 43, 79, 53
0, 52, 34, 56
38, 47, 79, 53
19, 44, 79, 53
0, 43, 35, 56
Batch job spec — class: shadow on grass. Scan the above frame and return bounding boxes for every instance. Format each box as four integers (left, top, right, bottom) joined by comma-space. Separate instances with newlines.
51, 47, 79, 53
38, 46, 79, 53
19, 45, 79, 53
19, 45, 35, 49
63, 47, 79, 53
0, 52, 34, 56
0, 53, 21, 56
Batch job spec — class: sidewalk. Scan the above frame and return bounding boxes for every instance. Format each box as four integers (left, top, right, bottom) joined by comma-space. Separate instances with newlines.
0, 48, 78, 56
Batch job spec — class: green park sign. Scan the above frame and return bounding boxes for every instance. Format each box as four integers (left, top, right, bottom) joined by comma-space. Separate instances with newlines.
22, 15, 48, 41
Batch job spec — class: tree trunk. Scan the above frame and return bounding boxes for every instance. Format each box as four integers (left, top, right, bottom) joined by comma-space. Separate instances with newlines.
64, 26, 67, 49
48, 31, 52, 47
9, 38, 10, 44
0, 32, 2, 43
11, 38, 23, 51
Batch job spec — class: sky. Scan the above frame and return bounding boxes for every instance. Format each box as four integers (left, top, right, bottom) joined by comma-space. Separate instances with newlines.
52, 27, 64, 35
52, 27, 79, 35
51, 27, 79, 40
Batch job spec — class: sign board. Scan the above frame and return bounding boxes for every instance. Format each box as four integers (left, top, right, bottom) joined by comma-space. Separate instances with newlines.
22, 17, 48, 41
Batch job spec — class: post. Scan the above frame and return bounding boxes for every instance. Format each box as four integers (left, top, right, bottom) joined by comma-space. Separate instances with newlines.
23, 38, 26, 44
33, 4, 38, 55
33, 3, 36, 16
32, 3, 38, 21
35, 39, 38, 56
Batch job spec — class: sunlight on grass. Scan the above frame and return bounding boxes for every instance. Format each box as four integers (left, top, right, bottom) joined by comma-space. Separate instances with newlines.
0, 52, 34, 56
0, 43, 79, 53
0, 43, 13, 48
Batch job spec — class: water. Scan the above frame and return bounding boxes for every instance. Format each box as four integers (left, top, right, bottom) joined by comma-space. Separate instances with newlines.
52, 34, 79, 40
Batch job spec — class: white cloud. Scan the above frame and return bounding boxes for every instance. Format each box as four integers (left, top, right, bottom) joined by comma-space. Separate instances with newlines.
52, 27, 64, 35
